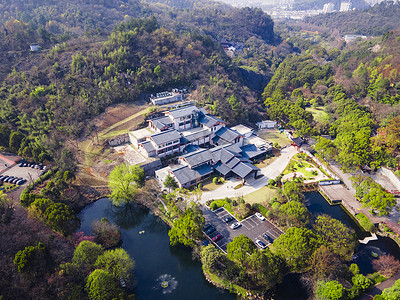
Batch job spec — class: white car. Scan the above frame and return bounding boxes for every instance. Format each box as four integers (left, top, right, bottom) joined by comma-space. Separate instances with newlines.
255, 212, 265, 221
231, 222, 241, 230
255, 239, 267, 249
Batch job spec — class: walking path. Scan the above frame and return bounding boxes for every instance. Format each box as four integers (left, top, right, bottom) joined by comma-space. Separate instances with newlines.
200, 146, 298, 203
359, 233, 378, 244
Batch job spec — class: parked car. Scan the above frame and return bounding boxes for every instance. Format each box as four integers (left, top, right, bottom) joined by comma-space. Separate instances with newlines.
11, 178, 20, 184
40, 170, 47, 176
18, 163, 24, 167
0, 175, 6, 181
224, 216, 234, 223
231, 222, 241, 230
205, 227, 216, 235
255, 212, 266, 221
203, 223, 212, 232
212, 234, 222, 242
5, 176, 14, 183
17, 179, 26, 185
1, 176, 9, 181
263, 234, 273, 244
255, 239, 267, 249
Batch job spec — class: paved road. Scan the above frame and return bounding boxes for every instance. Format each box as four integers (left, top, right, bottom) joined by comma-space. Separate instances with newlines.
200, 146, 298, 203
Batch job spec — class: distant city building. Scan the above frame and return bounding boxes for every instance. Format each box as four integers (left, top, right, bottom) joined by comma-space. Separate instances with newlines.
323, 2, 335, 13
340, 1, 352, 11
30, 43, 40, 51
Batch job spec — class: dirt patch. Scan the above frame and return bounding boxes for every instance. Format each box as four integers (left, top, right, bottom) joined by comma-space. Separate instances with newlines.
93, 102, 148, 133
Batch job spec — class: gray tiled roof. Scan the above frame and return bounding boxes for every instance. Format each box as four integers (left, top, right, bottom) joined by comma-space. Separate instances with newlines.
231, 162, 259, 178
150, 129, 181, 145
214, 127, 241, 143
182, 128, 211, 142
168, 105, 199, 119
199, 114, 225, 128
241, 144, 267, 159
171, 164, 212, 185
150, 116, 174, 130
182, 144, 200, 154
140, 141, 155, 152
214, 161, 231, 176
179, 148, 213, 168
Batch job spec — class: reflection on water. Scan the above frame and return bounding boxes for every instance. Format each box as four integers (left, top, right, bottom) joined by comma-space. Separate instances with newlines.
305, 192, 369, 239
78, 198, 235, 300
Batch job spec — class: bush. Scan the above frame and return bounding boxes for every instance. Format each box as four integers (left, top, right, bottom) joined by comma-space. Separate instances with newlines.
92, 219, 122, 249
355, 213, 375, 232
210, 202, 218, 211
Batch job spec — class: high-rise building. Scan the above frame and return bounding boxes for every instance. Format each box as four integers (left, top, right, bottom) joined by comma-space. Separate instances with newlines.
340, 1, 352, 11
323, 2, 335, 13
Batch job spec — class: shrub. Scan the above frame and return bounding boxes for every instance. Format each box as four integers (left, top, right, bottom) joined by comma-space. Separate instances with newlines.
92, 219, 122, 249
355, 213, 375, 232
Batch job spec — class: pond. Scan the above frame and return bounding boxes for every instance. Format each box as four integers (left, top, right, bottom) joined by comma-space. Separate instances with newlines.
78, 194, 400, 300
305, 191, 400, 275
78, 198, 236, 300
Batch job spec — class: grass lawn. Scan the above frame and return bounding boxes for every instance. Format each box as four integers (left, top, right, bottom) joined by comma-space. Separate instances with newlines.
242, 186, 278, 204
257, 129, 291, 147
282, 160, 316, 178
202, 178, 223, 192
306, 106, 329, 123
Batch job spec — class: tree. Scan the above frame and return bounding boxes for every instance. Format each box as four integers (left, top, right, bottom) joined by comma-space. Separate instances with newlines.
313, 215, 357, 261
164, 174, 178, 191
0, 191, 13, 223
45, 202, 80, 235
63, 170, 76, 182
372, 254, 400, 278
272, 227, 321, 271
9, 131, 25, 152
282, 181, 304, 202
247, 248, 285, 290
72, 241, 104, 269
108, 164, 145, 206
315, 137, 337, 161
92, 219, 122, 249
316, 280, 345, 300
85, 269, 121, 300
200, 244, 226, 274
95, 248, 134, 280
310, 246, 343, 281
381, 278, 400, 300
168, 204, 204, 247
227, 234, 256, 265
280, 200, 311, 227
13, 242, 47, 276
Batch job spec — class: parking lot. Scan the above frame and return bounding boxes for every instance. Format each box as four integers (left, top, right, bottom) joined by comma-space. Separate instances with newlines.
202, 206, 284, 252
0, 162, 44, 189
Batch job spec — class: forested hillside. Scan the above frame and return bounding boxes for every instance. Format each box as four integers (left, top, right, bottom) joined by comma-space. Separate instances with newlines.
303, 1, 400, 35
262, 30, 400, 169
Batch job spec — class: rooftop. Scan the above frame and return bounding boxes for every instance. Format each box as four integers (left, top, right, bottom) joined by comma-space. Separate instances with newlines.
150, 129, 181, 145
199, 114, 225, 128
130, 128, 154, 140
171, 164, 213, 185
167, 105, 199, 119
213, 127, 242, 144
230, 124, 254, 136
179, 148, 213, 168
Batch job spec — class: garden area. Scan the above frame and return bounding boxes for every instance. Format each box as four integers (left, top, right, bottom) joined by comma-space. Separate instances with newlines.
281, 153, 330, 182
